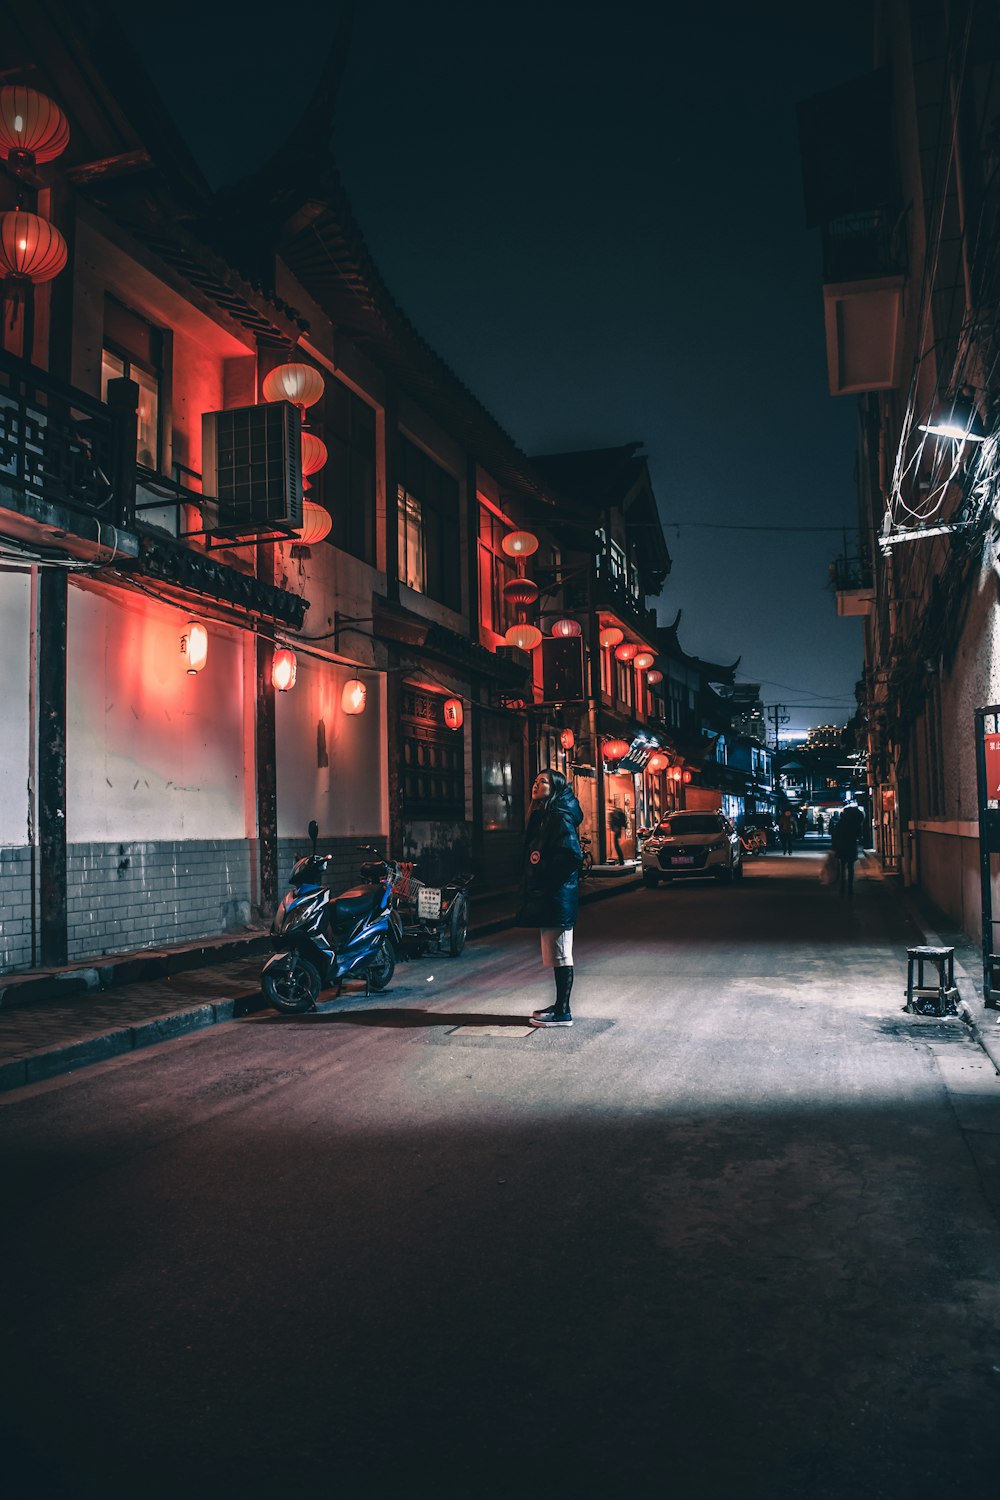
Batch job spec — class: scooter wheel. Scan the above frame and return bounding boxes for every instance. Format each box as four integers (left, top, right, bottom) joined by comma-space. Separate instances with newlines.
366, 938, 396, 992
446, 892, 469, 957
263, 953, 322, 1013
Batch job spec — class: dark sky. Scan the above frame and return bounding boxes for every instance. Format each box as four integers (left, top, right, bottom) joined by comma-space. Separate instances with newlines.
116, 0, 874, 739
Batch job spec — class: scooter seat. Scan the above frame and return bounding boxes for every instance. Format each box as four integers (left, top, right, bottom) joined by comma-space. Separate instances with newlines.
329, 886, 376, 923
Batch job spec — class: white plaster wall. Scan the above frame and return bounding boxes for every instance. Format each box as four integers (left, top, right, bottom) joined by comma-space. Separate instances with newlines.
66, 584, 247, 841
275, 654, 383, 838
0, 572, 31, 846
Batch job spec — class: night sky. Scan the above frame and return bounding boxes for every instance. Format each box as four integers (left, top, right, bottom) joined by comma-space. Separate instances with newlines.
116, 0, 874, 738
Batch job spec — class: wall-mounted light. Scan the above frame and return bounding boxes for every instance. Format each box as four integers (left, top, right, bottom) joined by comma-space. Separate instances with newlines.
272, 647, 297, 692
501, 529, 538, 558
443, 696, 464, 731
342, 677, 367, 715
599, 626, 624, 649
918, 391, 987, 443
180, 619, 208, 675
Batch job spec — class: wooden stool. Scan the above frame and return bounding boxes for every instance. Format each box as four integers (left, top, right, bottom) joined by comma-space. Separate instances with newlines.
905, 946, 958, 1016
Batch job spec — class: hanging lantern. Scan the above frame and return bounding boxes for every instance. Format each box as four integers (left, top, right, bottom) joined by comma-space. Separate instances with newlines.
271, 647, 297, 692
0, 87, 70, 167
551, 617, 582, 638
634, 652, 655, 671
301, 431, 328, 479
671, 766, 683, 781
262, 361, 325, 411
682, 769, 693, 784
501, 529, 538, 558
180, 620, 208, 675
559, 728, 575, 751
0, 211, 68, 299
602, 737, 630, 762
648, 752, 669, 773
503, 577, 540, 607
599, 626, 624, 650
294, 498, 332, 546
614, 641, 639, 663
342, 677, 367, 715
504, 622, 542, 651
646, 669, 663, 686
443, 696, 464, 731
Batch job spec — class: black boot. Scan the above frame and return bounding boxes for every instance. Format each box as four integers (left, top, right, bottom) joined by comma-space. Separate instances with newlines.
531, 966, 574, 1027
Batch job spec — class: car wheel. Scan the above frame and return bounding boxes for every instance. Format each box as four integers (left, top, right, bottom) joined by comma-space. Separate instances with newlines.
642, 872, 660, 889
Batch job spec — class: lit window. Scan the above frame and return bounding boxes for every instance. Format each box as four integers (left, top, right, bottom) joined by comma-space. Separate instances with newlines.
398, 488, 425, 592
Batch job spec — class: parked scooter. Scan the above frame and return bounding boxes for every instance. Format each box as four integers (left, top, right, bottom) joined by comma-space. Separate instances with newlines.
262, 822, 402, 1013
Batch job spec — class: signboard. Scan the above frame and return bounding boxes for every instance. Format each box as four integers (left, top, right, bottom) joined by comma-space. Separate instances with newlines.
619, 737, 656, 774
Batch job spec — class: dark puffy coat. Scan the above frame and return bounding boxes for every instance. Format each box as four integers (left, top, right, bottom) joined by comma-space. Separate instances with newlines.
517, 779, 584, 929
831, 804, 865, 859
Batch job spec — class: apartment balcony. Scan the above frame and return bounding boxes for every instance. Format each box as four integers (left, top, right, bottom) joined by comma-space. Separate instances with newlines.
592, 564, 658, 642
830, 554, 874, 617
821, 212, 905, 396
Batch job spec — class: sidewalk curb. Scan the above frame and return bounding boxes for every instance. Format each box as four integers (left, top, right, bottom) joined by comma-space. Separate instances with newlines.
898, 892, 1000, 1077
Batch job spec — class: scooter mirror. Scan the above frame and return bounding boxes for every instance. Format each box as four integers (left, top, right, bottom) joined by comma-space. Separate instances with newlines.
308, 820, 319, 853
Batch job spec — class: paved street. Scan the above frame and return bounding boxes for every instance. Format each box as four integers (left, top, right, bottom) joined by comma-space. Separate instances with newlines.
3, 850, 1000, 1498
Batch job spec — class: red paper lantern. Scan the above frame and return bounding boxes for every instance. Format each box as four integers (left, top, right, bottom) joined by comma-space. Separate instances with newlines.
505, 623, 542, 651
634, 652, 656, 671
559, 728, 575, 751
648, 752, 669, 773
301, 431, 328, 477
294, 499, 332, 545
271, 647, 297, 692
645, 669, 663, 686
262, 362, 325, 410
180, 620, 208, 675
0, 87, 70, 167
342, 678, 367, 715
682, 769, 693, 784
671, 766, 683, 781
503, 577, 540, 606
602, 737, 629, 762
614, 641, 639, 663
443, 697, 464, 731
599, 626, 624, 649
501, 530, 538, 558
551, 617, 582, 638
0, 210, 68, 286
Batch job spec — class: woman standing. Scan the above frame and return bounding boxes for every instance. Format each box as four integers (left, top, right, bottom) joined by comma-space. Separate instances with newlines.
518, 768, 584, 1028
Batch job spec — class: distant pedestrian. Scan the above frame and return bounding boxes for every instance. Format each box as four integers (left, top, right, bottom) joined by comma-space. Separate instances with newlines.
831, 801, 866, 895
779, 809, 795, 856
518, 769, 584, 1028
609, 804, 628, 865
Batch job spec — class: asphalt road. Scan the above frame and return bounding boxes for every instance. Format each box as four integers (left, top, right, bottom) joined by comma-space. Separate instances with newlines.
3, 852, 1000, 1499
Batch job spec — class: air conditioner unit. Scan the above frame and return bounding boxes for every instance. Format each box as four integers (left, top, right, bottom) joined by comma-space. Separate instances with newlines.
540, 637, 585, 702
202, 401, 302, 538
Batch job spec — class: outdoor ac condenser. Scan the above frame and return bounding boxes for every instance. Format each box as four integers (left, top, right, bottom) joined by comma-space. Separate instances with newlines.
202, 400, 303, 538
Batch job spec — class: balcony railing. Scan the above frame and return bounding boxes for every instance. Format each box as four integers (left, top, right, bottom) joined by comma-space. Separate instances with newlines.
0, 349, 132, 528
829, 554, 873, 593
820, 210, 904, 284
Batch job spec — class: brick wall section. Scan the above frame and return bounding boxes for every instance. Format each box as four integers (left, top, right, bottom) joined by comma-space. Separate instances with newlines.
275, 835, 387, 898
0, 846, 35, 972
65, 840, 255, 962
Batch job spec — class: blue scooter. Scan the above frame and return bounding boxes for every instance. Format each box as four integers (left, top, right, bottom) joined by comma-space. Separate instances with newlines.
262, 822, 402, 1013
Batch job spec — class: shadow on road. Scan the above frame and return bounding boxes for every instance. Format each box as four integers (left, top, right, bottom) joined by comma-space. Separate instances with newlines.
254, 1006, 530, 1028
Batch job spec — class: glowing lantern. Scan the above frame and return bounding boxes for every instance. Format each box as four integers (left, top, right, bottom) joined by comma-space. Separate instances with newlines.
262, 362, 325, 411
271, 647, 297, 692
634, 652, 655, 671
0, 87, 70, 167
503, 577, 540, 607
614, 641, 639, 663
646, 669, 663, 686
682, 769, 693, 784
180, 619, 208, 675
647, 752, 669, 773
671, 766, 683, 781
559, 728, 575, 751
504, 623, 542, 651
443, 697, 464, 731
342, 677, 367, 715
294, 499, 332, 545
603, 737, 630, 762
301, 431, 328, 482
599, 626, 624, 650
501, 530, 538, 558
551, 617, 582, 638
0, 211, 68, 293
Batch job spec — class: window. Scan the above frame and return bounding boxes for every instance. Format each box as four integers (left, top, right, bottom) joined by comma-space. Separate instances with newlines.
397, 437, 461, 609
101, 296, 163, 471
401, 687, 465, 818
313, 377, 376, 565
615, 656, 634, 709
478, 504, 517, 635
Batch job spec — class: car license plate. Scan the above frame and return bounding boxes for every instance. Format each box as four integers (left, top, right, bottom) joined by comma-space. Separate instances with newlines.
417, 887, 442, 919
671, 856, 695, 866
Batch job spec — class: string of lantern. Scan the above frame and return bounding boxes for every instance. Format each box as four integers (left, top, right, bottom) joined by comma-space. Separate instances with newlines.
0, 86, 71, 328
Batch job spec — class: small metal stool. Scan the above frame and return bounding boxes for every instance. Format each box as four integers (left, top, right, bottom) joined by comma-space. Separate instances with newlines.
905, 946, 958, 1016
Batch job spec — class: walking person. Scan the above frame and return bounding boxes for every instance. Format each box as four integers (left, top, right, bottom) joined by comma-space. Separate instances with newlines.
518, 769, 583, 1028
831, 800, 865, 895
779, 808, 795, 856
608, 802, 628, 865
